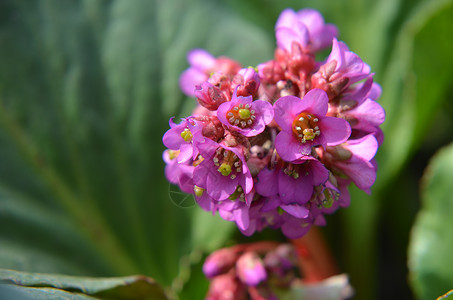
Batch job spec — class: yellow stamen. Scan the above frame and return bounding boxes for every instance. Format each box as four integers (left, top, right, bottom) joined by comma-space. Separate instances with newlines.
180, 128, 193, 142
218, 163, 232, 176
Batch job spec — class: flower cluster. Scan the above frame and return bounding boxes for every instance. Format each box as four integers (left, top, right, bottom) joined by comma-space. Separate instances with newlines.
203, 243, 299, 300
163, 8, 385, 238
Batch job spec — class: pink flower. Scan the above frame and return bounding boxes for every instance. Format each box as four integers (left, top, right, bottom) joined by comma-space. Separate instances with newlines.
311, 38, 371, 99
275, 8, 338, 53
193, 139, 253, 201
217, 92, 274, 137
162, 117, 204, 163
162, 150, 194, 194
321, 134, 378, 193
256, 157, 329, 205
273, 89, 351, 161
179, 49, 241, 97
218, 194, 253, 231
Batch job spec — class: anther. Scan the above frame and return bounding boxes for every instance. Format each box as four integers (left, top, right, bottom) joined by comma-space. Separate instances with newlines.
313, 118, 318, 122
193, 186, 204, 197
218, 163, 232, 176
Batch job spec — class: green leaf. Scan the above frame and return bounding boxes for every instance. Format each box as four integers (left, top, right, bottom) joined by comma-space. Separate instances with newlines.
0, 269, 167, 300
408, 143, 453, 300
378, 0, 453, 185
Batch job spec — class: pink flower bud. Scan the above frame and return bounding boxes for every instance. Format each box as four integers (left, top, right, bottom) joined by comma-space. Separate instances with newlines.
194, 82, 228, 111
203, 248, 238, 278
236, 252, 267, 286
233, 67, 260, 97
206, 273, 247, 300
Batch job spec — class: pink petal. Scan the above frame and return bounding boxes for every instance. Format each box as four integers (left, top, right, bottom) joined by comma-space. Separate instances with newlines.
275, 131, 308, 161
280, 204, 309, 218
344, 134, 378, 161
179, 68, 208, 97
274, 96, 307, 132
302, 89, 329, 116
278, 171, 312, 204
187, 49, 216, 70
256, 168, 279, 196
319, 117, 351, 145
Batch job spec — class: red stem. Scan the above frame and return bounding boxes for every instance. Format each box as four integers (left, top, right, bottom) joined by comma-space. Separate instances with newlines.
290, 227, 338, 283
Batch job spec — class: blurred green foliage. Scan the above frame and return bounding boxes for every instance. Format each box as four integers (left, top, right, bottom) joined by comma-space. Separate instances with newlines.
0, 0, 452, 299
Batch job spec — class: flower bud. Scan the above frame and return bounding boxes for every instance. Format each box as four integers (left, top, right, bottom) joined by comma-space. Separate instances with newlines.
194, 82, 228, 111
206, 273, 247, 300
234, 67, 260, 97
203, 248, 238, 278
236, 252, 267, 286
201, 116, 225, 142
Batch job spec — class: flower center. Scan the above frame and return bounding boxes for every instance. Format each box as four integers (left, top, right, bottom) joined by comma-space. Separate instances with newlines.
229, 186, 245, 201
292, 112, 320, 143
180, 128, 193, 142
168, 150, 180, 160
213, 148, 242, 179
227, 103, 256, 128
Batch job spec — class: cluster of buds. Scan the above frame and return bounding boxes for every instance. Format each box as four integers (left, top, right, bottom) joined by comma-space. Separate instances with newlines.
203, 243, 299, 300
163, 8, 385, 238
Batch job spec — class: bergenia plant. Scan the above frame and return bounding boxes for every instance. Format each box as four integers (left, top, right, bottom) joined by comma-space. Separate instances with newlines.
163, 7, 385, 299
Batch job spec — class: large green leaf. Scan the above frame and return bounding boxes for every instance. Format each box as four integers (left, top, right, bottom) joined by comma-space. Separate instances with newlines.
408, 142, 453, 300
0, 0, 273, 293
0, 268, 167, 300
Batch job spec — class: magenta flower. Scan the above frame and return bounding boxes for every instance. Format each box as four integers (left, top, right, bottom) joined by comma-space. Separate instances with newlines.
312, 38, 371, 98
273, 89, 351, 161
218, 198, 252, 232
162, 117, 204, 163
164, 8, 385, 240
275, 8, 338, 53
162, 150, 195, 195
193, 139, 253, 201
256, 157, 329, 205
217, 92, 274, 137
322, 134, 378, 193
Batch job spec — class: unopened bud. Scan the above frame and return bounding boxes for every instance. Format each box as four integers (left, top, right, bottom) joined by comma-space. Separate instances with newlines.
195, 82, 227, 111
202, 117, 225, 142
236, 252, 267, 286
203, 248, 237, 278
234, 67, 260, 97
